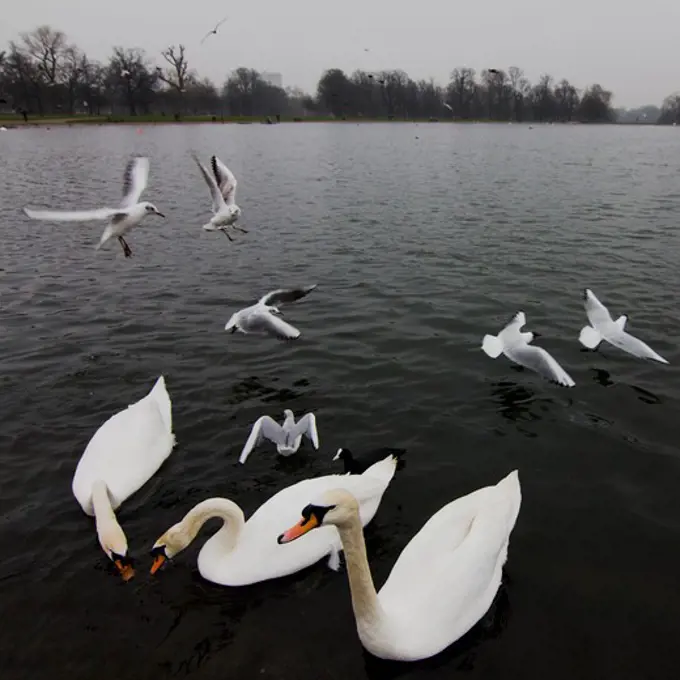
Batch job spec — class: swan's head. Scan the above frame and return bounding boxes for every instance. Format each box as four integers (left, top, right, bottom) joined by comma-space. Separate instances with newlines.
277, 489, 358, 544
283, 408, 294, 419
149, 522, 191, 574
96, 518, 135, 581
141, 201, 165, 218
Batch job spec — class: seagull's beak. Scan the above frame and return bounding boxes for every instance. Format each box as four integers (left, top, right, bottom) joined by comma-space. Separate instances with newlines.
155, 211, 165, 218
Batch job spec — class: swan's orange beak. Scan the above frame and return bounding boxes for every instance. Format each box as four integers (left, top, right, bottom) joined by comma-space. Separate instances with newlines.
150, 553, 167, 575
114, 559, 135, 582
277, 514, 319, 544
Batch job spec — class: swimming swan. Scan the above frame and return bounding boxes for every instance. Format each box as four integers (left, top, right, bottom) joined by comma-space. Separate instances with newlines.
72, 376, 175, 580
150, 455, 398, 586
279, 470, 521, 661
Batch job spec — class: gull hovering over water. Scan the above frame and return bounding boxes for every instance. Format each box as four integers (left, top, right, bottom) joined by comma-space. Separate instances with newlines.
200, 17, 227, 44
579, 289, 668, 364
482, 311, 575, 387
191, 152, 245, 240
239, 409, 319, 464
23, 156, 164, 257
225, 285, 317, 340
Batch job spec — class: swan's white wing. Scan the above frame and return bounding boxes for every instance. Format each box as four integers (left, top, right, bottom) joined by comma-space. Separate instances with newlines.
192, 153, 227, 213
289, 413, 319, 449
605, 330, 669, 364
120, 156, 149, 209
200, 458, 397, 586
23, 207, 119, 222
239, 416, 285, 463
254, 311, 301, 340
72, 377, 175, 514
375, 471, 521, 661
583, 289, 612, 329
504, 343, 575, 386
211, 156, 237, 204
259, 285, 317, 307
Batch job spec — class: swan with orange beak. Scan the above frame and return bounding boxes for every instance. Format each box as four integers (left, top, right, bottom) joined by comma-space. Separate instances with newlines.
72, 376, 175, 581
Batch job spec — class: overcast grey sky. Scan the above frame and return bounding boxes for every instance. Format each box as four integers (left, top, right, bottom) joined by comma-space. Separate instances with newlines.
2, 0, 679, 107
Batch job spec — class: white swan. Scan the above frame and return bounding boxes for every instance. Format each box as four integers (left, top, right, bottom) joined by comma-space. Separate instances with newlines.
72, 376, 175, 580
150, 454, 398, 586
279, 470, 522, 662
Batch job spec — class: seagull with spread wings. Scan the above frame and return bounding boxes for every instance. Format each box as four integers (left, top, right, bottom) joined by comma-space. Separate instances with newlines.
482, 311, 575, 387
191, 152, 245, 240
23, 156, 164, 257
225, 286, 317, 340
239, 409, 319, 464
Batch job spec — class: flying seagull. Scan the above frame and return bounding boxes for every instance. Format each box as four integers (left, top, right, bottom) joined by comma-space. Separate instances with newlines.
191, 152, 245, 240
23, 156, 164, 258
482, 311, 575, 387
225, 286, 317, 340
201, 17, 228, 44
579, 289, 668, 364
239, 409, 319, 464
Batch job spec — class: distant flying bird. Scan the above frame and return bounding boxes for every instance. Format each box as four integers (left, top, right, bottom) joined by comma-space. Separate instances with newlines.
23, 156, 165, 258
201, 17, 227, 44
120, 69, 131, 78
488, 68, 500, 75
191, 152, 245, 240
443, 103, 453, 112
482, 311, 575, 387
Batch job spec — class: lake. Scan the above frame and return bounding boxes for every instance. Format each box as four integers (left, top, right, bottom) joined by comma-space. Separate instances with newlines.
1, 121, 679, 680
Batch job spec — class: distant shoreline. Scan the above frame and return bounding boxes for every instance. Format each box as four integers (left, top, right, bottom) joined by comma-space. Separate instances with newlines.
0, 114, 656, 128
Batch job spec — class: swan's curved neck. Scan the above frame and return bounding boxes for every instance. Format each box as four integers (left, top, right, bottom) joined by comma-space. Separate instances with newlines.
91, 480, 125, 555
337, 514, 385, 631
181, 498, 245, 553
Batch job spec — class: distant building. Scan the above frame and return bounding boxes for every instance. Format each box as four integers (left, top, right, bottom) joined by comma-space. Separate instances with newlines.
261, 72, 283, 89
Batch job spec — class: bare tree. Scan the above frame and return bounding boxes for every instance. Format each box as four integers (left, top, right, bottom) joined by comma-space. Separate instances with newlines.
107, 47, 158, 115
554, 78, 580, 121
447, 68, 477, 119
157, 44, 193, 115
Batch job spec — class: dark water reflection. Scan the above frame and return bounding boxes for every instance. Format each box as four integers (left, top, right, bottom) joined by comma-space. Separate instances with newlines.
1, 123, 680, 679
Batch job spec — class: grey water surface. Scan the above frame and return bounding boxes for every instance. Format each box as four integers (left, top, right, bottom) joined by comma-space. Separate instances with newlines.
1, 122, 680, 680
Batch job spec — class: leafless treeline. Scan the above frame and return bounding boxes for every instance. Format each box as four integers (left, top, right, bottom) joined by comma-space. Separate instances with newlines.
0, 26, 676, 123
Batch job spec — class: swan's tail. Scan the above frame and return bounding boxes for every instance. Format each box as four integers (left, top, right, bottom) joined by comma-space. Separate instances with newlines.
149, 375, 173, 433
361, 453, 398, 486
494, 470, 522, 533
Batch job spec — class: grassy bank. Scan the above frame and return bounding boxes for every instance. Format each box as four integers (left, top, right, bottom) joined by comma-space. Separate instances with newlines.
0, 113, 527, 126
